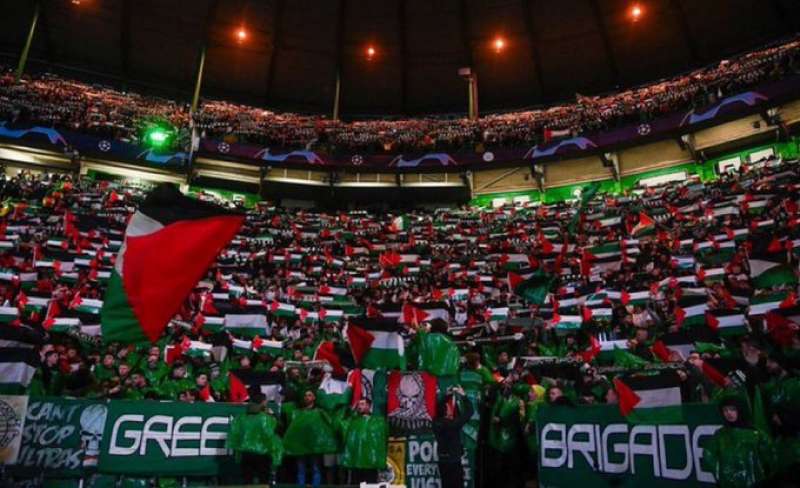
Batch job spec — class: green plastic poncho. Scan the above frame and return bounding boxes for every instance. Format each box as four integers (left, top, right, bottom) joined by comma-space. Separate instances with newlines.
283, 407, 339, 456
340, 415, 389, 469
417, 330, 461, 376
701, 426, 773, 488
227, 411, 284, 466
488, 394, 523, 453
523, 384, 546, 457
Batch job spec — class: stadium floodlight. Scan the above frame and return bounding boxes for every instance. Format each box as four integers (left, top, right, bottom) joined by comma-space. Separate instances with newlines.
630, 4, 643, 21
143, 126, 173, 150
236, 27, 248, 43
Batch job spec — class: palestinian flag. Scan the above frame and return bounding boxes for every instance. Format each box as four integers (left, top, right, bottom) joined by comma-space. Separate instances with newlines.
749, 291, 796, 316
631, 211, 655, 237
486, 307, 509, 322
765, 307, 800, 347
401, 302, 450, 325
223, 314, 268, 337
615, 289, 650, 306
0, 306, 19, 324
270, 301, 297, 318
549, 312, 583, 332
613, 370, 682, 416
652, 329, 718, 362
509, 270, 554, 305
0, 326, 39, 393
101, 185, 244, 343
43, 317, 81, 334
705, 310, 748, 335
674, 303, 708, 328
346, 318, 406, 370
748, 257, 797, 290
165, 338, 213, 361
315, 373, 352, 411
228, 369, 283, 404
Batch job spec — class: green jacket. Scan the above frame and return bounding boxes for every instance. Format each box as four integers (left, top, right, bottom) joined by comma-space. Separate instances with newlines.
701, 426, 773, 488
416, 330, 461, 377
488, 394, 523, 453
340, 414, 388, 469
283, 407, 338, 456
227, 410, 284, 466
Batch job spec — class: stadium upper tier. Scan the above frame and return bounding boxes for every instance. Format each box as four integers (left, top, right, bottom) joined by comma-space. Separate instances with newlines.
1, 38, 798, 155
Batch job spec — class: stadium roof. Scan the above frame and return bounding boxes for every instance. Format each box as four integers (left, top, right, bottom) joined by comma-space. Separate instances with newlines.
0, 0, 798, 117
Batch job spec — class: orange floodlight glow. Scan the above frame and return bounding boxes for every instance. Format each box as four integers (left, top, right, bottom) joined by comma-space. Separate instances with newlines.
493, 37, 506, 52
630, 4, 643, 21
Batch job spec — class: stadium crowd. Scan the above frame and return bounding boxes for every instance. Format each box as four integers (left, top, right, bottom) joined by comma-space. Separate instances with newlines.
1, 37, 799, 153
1, 151, 800, 487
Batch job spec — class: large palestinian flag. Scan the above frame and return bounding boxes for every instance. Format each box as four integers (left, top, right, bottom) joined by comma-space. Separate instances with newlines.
101, 185, 244, 343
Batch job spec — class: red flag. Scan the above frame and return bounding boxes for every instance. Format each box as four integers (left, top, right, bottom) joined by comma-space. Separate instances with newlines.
767, 238, 784, 254
346, 324, 375, 365
705, 312, 720, 331
780, 292, 797, 309
765, 312, 798, 347
672, 307, 686, 329
701, 362, 727, 388
613, 378, 641, 416
314, 341, 345, 376
652, 340, 672, 362
198, 384, 214, 402
579, 335, 601, 363
228, 372, 249, 403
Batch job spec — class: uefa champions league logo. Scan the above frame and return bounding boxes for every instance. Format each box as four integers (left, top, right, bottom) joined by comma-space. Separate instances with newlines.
637, 123, 652, 136
98, 140, 112, 152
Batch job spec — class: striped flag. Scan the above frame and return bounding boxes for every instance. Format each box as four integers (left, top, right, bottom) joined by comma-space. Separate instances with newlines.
705, 310, 748, 335
101, 184, 244, 343
346, 318, 406, 370
613, 370, 682, 416
0, 326, 40, 393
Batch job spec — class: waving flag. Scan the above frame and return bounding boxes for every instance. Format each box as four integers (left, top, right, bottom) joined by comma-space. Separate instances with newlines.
101, 184, 244, 343
631, 211, 655, 236
346, 318, 406, 370
613, 370, 682, 416
509, 270, 554, 305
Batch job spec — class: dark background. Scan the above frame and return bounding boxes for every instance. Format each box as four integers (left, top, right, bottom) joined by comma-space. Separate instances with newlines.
1, 0, 798, 117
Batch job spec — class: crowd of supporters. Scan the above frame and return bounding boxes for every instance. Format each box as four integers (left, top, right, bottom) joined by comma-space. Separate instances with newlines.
1, 37, 799, 153
1, 150, 800, 486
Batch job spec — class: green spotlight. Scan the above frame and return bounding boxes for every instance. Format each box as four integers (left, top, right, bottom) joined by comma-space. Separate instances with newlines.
145, 128, 170, 148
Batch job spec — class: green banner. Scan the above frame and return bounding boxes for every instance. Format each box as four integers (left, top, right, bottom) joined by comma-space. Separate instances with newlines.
386, 434, 476, 488
16, 398, 107, 476
537, 404, 723, 488
98, 400, 245, 476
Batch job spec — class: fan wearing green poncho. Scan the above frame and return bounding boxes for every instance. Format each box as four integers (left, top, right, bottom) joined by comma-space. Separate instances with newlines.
523, 384, 546, 460
701, 397, 774, 488
488, 383, 526, 488
415, 319, 461, 376
339, 398, 388, 484
283, 390, 338, 488
226, 392, 283, 485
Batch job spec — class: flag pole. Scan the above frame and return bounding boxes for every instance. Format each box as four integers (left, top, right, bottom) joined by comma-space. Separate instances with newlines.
190, 44, 207, 116
15, 0, 41, 83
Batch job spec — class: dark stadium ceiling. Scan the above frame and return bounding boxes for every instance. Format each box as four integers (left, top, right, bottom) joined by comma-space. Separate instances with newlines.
1, 0, 798, 117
